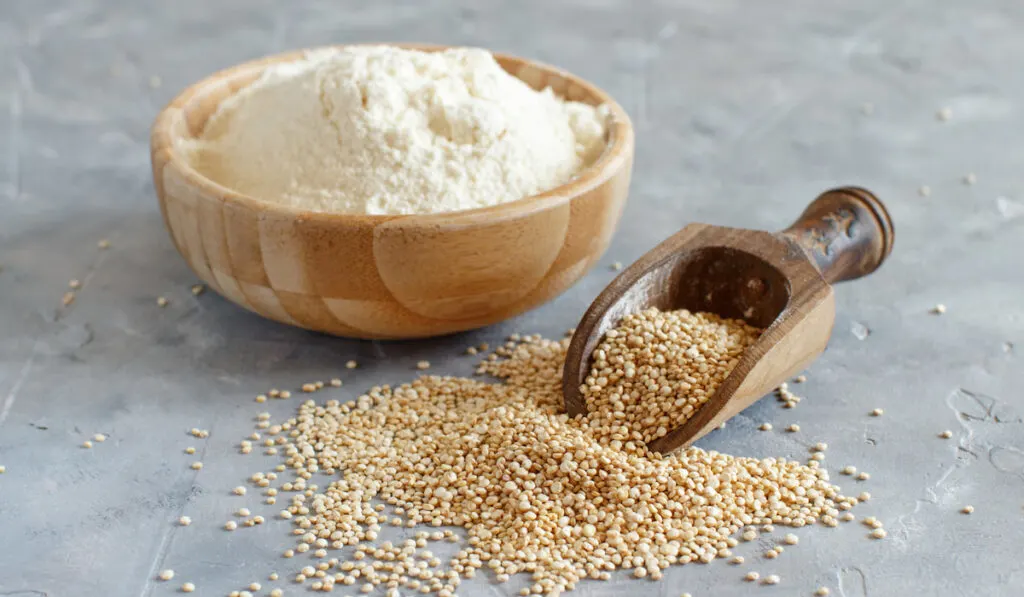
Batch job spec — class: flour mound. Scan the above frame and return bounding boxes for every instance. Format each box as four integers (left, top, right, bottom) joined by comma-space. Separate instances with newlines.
184, 46, 609, 215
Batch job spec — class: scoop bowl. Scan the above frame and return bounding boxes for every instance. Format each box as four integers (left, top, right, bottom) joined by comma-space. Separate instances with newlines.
563, 187, 894, 452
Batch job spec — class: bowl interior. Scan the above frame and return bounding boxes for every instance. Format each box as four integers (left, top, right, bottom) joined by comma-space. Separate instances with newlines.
159, 44, 632, 223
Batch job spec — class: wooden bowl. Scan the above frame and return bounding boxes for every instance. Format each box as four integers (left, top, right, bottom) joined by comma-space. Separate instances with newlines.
150, 44, 635, 339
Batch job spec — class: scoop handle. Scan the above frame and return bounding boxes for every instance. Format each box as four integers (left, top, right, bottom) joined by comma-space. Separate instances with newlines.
780, 187, 894, 284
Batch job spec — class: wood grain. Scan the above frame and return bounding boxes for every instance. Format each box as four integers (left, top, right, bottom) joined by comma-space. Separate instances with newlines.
563, 187, 893, 453
150, 44, 635, 339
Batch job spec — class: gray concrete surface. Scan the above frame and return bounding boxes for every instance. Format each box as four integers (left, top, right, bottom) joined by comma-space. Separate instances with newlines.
1, 0, 1022, 595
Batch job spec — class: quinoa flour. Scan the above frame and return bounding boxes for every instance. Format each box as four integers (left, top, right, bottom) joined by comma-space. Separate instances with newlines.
183, 46, 610, 215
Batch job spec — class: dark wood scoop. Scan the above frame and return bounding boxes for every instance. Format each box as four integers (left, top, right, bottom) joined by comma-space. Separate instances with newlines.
563, 187, 894, 453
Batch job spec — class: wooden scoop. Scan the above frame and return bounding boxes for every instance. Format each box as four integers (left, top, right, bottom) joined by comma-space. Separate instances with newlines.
562, 187, 894, 453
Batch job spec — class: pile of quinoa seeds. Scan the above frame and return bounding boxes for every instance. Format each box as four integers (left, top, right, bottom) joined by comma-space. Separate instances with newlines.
582, 308, 761, 443
231, 308, 858, 596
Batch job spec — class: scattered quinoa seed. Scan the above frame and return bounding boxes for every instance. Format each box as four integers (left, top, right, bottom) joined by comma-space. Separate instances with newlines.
962, 505, 974, 514
178, 516, 191, 526
249, 582, 262, 591
82, 440, 93, 449
181, 582, 195, 592
918, 185, 931, 197
239, 311, 858, 594
416, 361, 431, 370
783, 533, 798, 545
157, 296, 169, 307
870, 408, 883, 416
759, 423, 773, 431
744, 572, 760, 582
870, 528, 887, 539
611, 261, 623, 271
190, 462, 203, 470
184, 446, 195, 454
62, 292, 76, 307
931, 304, 947, 315
346, 360, 358, 369
191, 284, 205, 296
841, 465, 857, 475
233, 486, 247, 496
0, 465, 5, 473
814, 442, 828, 452
330, 378, 342, 387
69, 279, 81, 289
940, 430, 953, 439
786, 424, 800, 433
857, 472, 870, 481
98, 239, 110, 249
225, 521, 238, 531
158, 569, 174, 581
794, 375, 807, 383
937, 107, 952, 121
93, 433, 106, 442
816, 587, 831, 596
763, 574, 780, 585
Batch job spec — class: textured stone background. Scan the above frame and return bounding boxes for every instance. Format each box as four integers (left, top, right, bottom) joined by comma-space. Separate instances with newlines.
1, 1, 1022, 595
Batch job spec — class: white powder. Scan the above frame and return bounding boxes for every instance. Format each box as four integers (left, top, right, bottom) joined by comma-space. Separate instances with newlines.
183, 46, 609, 215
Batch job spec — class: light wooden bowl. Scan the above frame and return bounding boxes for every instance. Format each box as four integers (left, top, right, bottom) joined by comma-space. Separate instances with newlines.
150, 44, 634, 339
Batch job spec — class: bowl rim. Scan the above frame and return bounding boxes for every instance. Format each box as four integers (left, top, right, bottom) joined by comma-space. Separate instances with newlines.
150, 43, 635, 228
